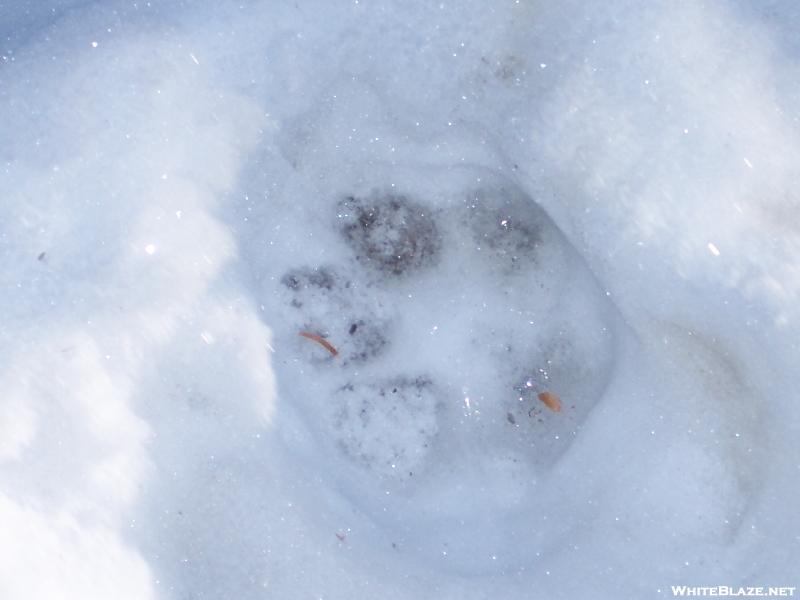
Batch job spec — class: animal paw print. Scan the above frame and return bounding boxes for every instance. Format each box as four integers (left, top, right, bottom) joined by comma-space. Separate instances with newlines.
276, 180, 616, 484
333, 377, 441, 481
335, 193, 442, 278
280, 265, 391, 364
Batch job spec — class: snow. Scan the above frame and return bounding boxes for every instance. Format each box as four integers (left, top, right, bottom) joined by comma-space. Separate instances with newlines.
1, 0, 799, 598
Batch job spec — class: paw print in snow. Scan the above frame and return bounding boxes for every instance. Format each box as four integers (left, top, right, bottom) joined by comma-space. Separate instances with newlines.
275, 178, 617, 489
333, 377, 440, 481
280, 265, 391, 364
336, 193, 442, 278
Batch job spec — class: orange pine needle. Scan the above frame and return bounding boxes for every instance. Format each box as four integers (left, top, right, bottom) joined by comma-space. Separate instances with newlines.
537, 391, 562, 412
299, 331, 339, 356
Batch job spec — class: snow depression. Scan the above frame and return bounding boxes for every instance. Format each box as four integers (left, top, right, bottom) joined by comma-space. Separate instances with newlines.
0, 0, 798, 598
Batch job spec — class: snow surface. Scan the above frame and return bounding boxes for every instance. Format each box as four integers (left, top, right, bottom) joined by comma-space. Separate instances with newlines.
1, 0, 799, 598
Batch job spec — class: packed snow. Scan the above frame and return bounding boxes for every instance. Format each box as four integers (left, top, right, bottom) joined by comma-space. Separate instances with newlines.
1, 0, 799, 598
